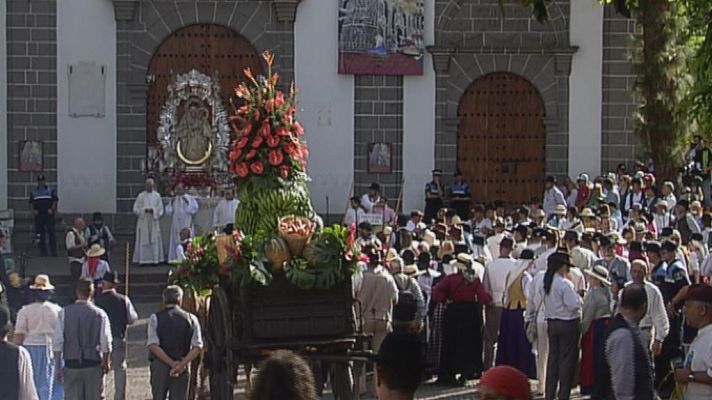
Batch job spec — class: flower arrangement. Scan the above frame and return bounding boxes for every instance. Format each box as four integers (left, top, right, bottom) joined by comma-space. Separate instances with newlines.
170, 233, 234, 295
228, 51, 309, 187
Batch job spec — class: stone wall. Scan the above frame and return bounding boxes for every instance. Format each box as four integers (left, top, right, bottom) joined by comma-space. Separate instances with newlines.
112, 0, 298, 232
353, 75, 404, 202
432, 0, 574, 183
5, 0, 57, 214
600, 5, 639, 172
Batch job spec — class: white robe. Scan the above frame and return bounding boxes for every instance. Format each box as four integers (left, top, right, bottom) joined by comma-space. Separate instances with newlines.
132, 190, 165, 264
166, 194, 199, 261
212, 198, 239, 231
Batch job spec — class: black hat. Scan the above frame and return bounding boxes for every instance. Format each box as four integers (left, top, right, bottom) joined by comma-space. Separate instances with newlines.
532, 227, 547, 238
691, 232, 704, 242
514, 224, 529, 237
0, 306, 11, 336
350, 196, 360, 202
678, 199, 690, 210
372, 332, 422, 370
92, 212, 104, 221
644, 241, 661, 254
599, 235, 612, 248
660, 227, 674, 238
563, 230, 581, 243
545, 175, 557, 184
454, 243, 470, 255
517, 206, 531, 216
417, 252, 431, 265
369, 182, 380, 191
661, 240, 678, 253
472, 234, 486, 246
102, 271, 120, 285
494, 200, 505, 209
548, 251, 574, 268
520, 249, 535, 260
629, 241, 643, 253
542, 229, 557, 242
358, 221, 373, 231
36, 174, 46, 181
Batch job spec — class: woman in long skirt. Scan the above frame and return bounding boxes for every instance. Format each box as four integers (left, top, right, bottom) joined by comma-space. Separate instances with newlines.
579, 265, 612, 395
432, 254, 492, 386
496, 252, 537, 378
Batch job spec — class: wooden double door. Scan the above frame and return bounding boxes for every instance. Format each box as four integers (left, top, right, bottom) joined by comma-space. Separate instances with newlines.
457, 72, 546, 206
146, 24, 263, 145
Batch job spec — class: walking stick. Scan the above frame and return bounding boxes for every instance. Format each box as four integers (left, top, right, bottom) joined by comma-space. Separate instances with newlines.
124, 242, 130, 397
393, 179, 405, 228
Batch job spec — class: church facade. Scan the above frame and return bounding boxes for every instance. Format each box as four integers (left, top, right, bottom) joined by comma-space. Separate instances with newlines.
0, 0, 640, 230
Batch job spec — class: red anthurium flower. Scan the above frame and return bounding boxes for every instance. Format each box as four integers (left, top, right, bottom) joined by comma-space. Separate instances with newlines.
268, 150, 284, 166
269, 72, 280, 87
292, 122, 304, 136
246, 150, 257, 160
240, 123, 252, 137
251, 135, 264, 148
265, 99, 275, 113
258, 120, 271, 137
235, 137, 249, 149
229, 149, 242, 161
275, 126, 290, 137
275, 91, 285, 108
299, 145, 309, 159
279, 165, 290, 179
283, 142, 298, 156
266, 134, 281, 148
250, 161, 264, 175
235, 162, 249, 178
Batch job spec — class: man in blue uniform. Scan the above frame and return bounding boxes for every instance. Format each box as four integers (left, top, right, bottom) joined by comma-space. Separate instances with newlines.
424, 169, 443, 224
29, 175, 58, 257
448, 170, 471, 220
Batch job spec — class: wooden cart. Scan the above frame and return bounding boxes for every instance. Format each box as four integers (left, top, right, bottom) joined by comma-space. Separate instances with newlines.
205, 274, 370, 399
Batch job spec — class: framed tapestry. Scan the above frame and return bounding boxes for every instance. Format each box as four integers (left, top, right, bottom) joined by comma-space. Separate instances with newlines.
368, 142, 392, 173
338, 0, 425, 75
19, 140, 43, 172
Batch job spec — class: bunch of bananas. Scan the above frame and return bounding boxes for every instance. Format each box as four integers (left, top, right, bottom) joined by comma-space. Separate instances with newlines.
284, 257, 345, 290
235, 185, 314, 236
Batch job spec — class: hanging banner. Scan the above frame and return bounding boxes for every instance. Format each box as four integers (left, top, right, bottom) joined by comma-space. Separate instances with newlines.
338, 0, 425, 76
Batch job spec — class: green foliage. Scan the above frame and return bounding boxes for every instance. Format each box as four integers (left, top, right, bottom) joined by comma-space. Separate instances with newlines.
231, 231, 273, 287
169, 234, 222, 296
235, 182, 314, 236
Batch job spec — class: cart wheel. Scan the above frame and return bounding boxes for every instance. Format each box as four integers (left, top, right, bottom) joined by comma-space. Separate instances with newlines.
207, 285, 233, 400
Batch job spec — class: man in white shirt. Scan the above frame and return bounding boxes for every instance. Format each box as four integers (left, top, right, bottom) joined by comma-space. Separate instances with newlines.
166, 183, 199, 262
675, 284, 712, 399
1, 305, 39, 400
360, 182, 381, 213
405, 210, 426, 233
483, 237, 517, 370
487, 218, 506, 259
65, 217, 87, 287
212, 189, 239, 233
132, 178, 165, 265
343, 196, 366, 227
542, 176, 566, 218
627, 260, 669, 356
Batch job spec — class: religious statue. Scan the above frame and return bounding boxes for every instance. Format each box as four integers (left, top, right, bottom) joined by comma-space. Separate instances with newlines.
176, 98, 213, 165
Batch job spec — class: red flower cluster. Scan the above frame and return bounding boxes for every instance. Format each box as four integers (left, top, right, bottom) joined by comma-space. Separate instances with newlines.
228, 51, 309, 183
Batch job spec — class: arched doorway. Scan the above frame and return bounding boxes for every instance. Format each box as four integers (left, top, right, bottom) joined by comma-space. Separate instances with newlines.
457, 72, 546, 207
146, 24, 263, 145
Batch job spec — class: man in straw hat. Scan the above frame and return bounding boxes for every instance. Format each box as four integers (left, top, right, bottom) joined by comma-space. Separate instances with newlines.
355, 247, 398, 352
1, 305, 39, 399
13, 274, 62, 400
81, 244, 111, 293
433, 253, 491, 385
388, 257, 425, 334
94, 272, 138, 400
674, 284, 712, 399
483, 237, 518, 370
53, 278, 112, 400
579, 265, 612, 396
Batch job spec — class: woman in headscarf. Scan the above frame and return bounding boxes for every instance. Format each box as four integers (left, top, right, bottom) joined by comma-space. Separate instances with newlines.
495, 249, 536, 378
432, 253, 491, 386
80, 244, 111, 293
579, 265, 612, 395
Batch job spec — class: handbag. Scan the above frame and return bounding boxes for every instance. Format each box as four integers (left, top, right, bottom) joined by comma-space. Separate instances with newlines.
525, 295, 544, 344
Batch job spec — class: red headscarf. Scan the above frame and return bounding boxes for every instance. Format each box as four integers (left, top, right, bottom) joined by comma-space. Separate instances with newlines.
87, 256, 100, 278
479, 366, 532, 400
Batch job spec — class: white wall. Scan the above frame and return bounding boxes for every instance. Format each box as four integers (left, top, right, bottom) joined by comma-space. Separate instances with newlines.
296, 0, 354, 217
0, 0, 7, 209
57, 0, 117, 213
568, 1, 603, 178
403, 0, 435, 213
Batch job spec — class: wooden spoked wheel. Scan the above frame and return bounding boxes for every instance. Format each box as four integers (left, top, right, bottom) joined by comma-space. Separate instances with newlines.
206, 285, 233, 399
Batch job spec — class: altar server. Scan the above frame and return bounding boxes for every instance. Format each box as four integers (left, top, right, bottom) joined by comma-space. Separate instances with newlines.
132, 178, 165, 265
212, 188, 239, 233
166, 183, 199, 262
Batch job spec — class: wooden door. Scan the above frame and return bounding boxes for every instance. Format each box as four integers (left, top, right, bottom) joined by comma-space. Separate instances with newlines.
146, 24, 263, 144
457, 72, 545, 207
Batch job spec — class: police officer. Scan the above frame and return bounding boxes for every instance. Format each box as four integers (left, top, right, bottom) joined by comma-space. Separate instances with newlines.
448, 170, 471, 220
424, 169, 443, 224
29, 174, 58, 256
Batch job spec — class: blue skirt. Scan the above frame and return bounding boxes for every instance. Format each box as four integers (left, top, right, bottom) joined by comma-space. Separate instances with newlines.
495, 307, 537, 379
25, 344, 63, 400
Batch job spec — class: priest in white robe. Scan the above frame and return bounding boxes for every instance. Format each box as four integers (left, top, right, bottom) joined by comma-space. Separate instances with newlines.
166, 183, 199, 261
132, 178, 165, 265
212, 189, 239, 233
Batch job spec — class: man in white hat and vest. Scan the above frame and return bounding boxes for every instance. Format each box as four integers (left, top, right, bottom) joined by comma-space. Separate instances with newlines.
53, 278, 112, 399
147, 285, 203, 400
94, 272, 138, 400
1, 305, 39, 399
13, 274, 62, 400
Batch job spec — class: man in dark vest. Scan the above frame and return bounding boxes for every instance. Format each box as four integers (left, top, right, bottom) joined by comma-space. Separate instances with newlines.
594, 284, 654, 400
147, 285, 203, 400
94, 272, 138, 400
0, 305, 39, 399
52, 278, 112, 400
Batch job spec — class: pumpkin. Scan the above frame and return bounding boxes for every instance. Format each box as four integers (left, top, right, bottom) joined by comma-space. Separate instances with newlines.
264, 237, 291, 272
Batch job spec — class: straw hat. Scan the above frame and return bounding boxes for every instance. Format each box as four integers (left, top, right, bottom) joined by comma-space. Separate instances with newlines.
554, 204, 567, 215
585, 265, 611, 286
85, 243, 106, 258
607, 231, 627, 245
384, 248, 399, 263
450, 215, 463, 226
422, 230, 440, 247
449, 253, 473, 271
438, 240, 455, 259
29, 274, 55, 291
403, 263, 423, 276
580, 208, 596, 218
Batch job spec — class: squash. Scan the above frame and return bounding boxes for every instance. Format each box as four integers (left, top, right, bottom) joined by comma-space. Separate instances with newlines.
264, 237, 291, 272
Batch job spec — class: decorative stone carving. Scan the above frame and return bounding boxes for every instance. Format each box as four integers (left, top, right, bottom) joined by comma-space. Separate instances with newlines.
112, 0, 138, 21
272, 0, 301, 23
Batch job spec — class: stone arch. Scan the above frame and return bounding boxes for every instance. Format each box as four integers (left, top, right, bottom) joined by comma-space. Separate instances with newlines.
435, 0, 569, 48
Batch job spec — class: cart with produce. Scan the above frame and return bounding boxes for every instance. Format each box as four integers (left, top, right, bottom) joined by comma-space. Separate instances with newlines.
170, 52, 368, 400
